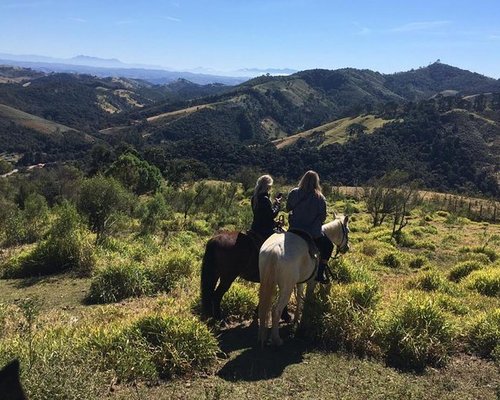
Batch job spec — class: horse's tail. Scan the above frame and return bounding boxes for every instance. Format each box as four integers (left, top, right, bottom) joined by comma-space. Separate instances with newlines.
258, 247, 278, 346
201, 239, 218, 317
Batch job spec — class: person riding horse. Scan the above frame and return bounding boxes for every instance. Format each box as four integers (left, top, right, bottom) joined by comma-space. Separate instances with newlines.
286, 170, 333, 284
250, 174, 282, 240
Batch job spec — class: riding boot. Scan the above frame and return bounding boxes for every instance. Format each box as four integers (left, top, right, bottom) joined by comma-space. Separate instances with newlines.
316, 263, 329, 284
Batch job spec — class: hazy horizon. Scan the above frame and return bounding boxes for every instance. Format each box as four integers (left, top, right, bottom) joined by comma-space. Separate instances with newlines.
1, 0, 500, 78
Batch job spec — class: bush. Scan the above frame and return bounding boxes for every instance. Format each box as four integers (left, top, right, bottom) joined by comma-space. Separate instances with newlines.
2, 202, 95, 278
384, 295, 455, 370
459, 246, 498, 262
448, 261, 484, 282
360, 241, 378, 257
406, 270, 451, 293
381, 253, 402, 269
329, 259, 374, 284
130, 315, 219, 378
146, 252, 194, 293
87, 263, 152, 303
300, 283, 381, 356
409, 256, 426, 269
463, 269, 500, 297
466, 309, 500, 359
221, 282, 258, 320
459, 252, 491, 265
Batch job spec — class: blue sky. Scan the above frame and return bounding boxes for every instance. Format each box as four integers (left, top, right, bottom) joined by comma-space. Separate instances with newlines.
1, 0, 499, 77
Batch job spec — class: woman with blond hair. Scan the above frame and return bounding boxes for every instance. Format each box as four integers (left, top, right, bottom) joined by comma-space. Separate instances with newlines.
250, 174, 282, 239
286, 170, 333, 283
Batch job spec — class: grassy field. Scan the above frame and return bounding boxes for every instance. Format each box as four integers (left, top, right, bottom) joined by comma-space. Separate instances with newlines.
0, 184, 499, 399
273, 115, 392, 149
0, 103, 77, 135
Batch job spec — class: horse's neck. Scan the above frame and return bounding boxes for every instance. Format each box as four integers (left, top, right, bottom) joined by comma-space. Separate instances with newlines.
323, 220, 341, 245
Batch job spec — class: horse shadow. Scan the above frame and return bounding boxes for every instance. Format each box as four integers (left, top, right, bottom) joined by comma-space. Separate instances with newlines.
217, 322, 308, 382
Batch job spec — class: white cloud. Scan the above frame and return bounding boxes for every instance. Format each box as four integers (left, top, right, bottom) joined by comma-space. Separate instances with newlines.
68, 17, 87, 23
163, 16, 181, 23
390, 20, 451, 33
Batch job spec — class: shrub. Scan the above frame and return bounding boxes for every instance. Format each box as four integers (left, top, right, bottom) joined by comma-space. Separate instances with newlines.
463, 269, 500, 297
2, 202, 95, 278
147, 252, 194, 293
300, 283, 381, 356
459, 252, 491, 265
383, 295, 455, 370
448, 261, 484, 282
221, 282, 258, 320
130, 315, 218, 378
406, 270, 451, 293
139, 193, 171, 235
466, 309, 500, 359
381, 253, 402, 269
360, 241, 378, 257
459, 246, 498, 262
409, 256, 426, 269
87, 263, 152, 303
329, 259, 374, 284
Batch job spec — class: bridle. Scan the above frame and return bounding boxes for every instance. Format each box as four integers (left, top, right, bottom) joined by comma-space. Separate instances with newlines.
332, 219, 349, 259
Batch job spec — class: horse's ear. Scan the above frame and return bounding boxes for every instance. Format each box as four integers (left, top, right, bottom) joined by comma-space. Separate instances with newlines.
344, 215, 349, 224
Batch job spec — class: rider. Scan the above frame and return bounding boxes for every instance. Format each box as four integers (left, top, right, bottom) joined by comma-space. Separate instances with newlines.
286, 170, 333, 284
250, 174, 282, 239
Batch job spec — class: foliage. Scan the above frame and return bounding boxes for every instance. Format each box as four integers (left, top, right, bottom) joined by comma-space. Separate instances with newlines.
466, 309, 500, 359
139, 192, 172, 235
406, 270, 453, 293
463, 268, 500, 297
106, 152, 162, 195
448, 261, 485, 282
2, 202, 95, 278
381, 253, 402, 269
383, 294, 455, 370
409, 256, 426, 269
87, 262, 152, 303
128, 314, 219, 378
220, 282, 258, 320
78, 175, 131, 243
300, 283, 381, 356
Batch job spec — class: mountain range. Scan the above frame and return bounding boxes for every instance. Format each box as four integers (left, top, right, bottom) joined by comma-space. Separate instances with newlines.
0, 53, 297, 85
0, 61, 498, 196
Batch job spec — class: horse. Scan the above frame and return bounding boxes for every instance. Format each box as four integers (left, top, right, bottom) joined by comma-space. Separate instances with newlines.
258, 215, 350, 347
200, 230, 259, 320
0, 359, 28, 400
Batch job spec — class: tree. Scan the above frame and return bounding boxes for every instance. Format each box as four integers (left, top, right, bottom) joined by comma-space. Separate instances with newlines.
78, 175, 131, 243
106, 152, 162, 195
346, 123, 367, 138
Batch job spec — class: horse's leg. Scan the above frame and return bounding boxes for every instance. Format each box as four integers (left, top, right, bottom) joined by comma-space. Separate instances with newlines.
293, 283, 305, 325
212, 273, 238, 320
258, 283, 276, 346
271, 281, 294, 346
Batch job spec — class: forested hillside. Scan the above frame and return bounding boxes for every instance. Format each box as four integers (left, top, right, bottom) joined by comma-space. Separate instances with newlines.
0, 62, 499, 197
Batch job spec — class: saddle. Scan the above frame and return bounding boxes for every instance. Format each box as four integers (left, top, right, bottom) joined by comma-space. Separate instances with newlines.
288, 228, 319, 261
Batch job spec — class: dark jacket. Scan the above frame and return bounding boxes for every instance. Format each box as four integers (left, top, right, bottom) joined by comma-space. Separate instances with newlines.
286, 188, 326, 238
251, 192, 280, 237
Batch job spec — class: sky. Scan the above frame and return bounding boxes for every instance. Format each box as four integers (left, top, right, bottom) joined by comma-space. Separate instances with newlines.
1, 0, 499, 77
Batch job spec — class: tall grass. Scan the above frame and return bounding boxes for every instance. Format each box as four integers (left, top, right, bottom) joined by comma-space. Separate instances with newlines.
383, 294, 455, 371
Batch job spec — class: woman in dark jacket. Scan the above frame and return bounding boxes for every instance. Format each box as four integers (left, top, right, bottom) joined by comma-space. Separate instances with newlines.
250, 174, 281, 239
286, 170, 333, 283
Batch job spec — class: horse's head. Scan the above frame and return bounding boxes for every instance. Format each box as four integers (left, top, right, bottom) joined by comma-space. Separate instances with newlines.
323, 215, 350, 254
337, 215, 350, 254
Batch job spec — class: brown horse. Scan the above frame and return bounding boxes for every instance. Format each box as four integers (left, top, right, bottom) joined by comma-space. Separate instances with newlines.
201, 231, 260, 319
0, 359, 28, 400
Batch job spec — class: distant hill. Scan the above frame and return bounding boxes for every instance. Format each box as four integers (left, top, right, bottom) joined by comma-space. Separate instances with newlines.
1, 62, 498, 196
0, 68, 231, 131
0, 55, 248, 85
131, 62, 500, 145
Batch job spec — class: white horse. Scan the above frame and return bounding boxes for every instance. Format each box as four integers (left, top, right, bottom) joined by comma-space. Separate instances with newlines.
258, 215, 350, 346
